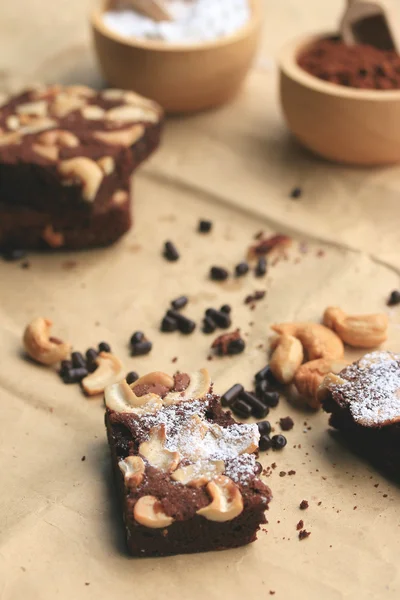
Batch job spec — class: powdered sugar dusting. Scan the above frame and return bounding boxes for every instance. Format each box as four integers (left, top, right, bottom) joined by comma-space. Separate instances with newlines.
329, 351, 400, 427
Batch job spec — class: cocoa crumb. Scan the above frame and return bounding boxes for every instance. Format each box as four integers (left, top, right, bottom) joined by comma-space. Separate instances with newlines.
172, 357, 178, 363
317, 249, 325, 258
279, 471, 286, 477
318, 501, 322, 506
62, 260, 77, 270
374, 484, 379, 488
296, 520, 304, 531
269, 592, 276, 596
299, 530, 311, 541
288, 470, 296, 476
21, 261, 30, 269
353, 506, 357, 510
383, 494, 388, 498
81, 456, 86, 461
249, 234, 292, 258
300, 500, 309, 510
280, 416, 294, 431
245, 290, 266, 305
271, 463, 277, 469
254, 230, 264, 240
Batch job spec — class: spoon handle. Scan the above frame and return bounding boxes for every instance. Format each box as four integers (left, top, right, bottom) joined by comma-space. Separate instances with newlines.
125, 0, 173, 22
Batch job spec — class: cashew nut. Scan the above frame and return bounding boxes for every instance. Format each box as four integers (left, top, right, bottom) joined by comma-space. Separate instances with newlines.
66, 85, 95, 98
42, 224, 65, 248
58, 157, 103, 202
139, 425, 180, 473
0, 131, 21, 146
50, 93, 85, 118
134, 496, 174, 529
97, 156, 115, 175
38, 129, 79, 148
119, 456, 145, 487
112, 190, 129, 206
23, 317, 71, 365
272, 322, 344, 360
197, 476, 244, 522
33, 144, 59, 161
163, 369, 211, 406
81, 352, 124, 396
294, 357, 348, 409
270, 334, 304, 384
172, 460, 225, 487
81, 105, 106, 120
323, 307, 388, 348
6, 116, 20, 131
105, 380, 163, 414
19, 118, 57, 136
317, 372, 349, 407
16, 100, 47, 117
106, 105, 159, 124
93, 125, 145, 147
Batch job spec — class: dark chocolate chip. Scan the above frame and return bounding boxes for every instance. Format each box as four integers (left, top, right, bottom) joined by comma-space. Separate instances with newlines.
235, 262, 249, 277
98, 341, 111, 353
202, 316, 217, 334
131, 341, 152, 356
271, 434, 287, 450
198, 219, 212, 233
220, 304, 231, 314
239, 390, 269, 418
171, 296, 188, 310
227, 338, 246, 355
2, 248, 27, 261
85, 348, 98, 372
130, 331, 144, 345
161, 315, 178, 332
221, 384, 244, 407
257, 420, 271, 435
259, 435, 272, 451
387, 290, 400, 306
63, 367, 88, 384
71, 352, 86, 370
163, 241, 180, 262
21, 261, 30, 269
210, 266, 229, 281
126, 371, 139, 385
231, 399, 252, 419
290, 186, 302, 199
255, 365, 278, 385
260, 391, 280, 408
167, 310, 196, 334
60, 359, 72, 372
205, 308, 231, 329
255, 256, 267, 277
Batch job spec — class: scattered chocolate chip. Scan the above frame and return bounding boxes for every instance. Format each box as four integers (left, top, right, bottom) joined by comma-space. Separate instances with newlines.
98, 341, 111, 353
130, 331, 144, 345
220, 304, 231, 314
62, 367, 88, 384
72, 352, 86, 370
239, 391, 269, 418
387, 290, 400, 306
131, 341, 152, 356
163, 241, 180, 262
85, 348, 98, 372
2, 248, 27, 261
298, 530, 311, 541
202, 316, 217, 334
161, 315, 179, 332
280, 416, 294, 431
221, 383, 244, 407
167, 310, 196, 334
60, 360, 72, 373
205, 308, 231, 329
290, 186, 302, 199
259, 435, 272, 451
257, 389, 280, 408
227, 338, 246, 355
171, 296, 188, 310
255, 365, 278, 385
255, 256, 267, 277
235, 262, 249, 277
231, 399, 252, 419
198, 219, 212, 233
126, 371, 139, 385
21, 261, 30, 269
296, 520, 304, 531
271, 434, 287, 450
210, 266, 229, 281
257, 421, 271, 435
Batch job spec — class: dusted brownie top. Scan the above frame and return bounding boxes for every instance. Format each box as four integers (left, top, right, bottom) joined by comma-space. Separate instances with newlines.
0, 84, 162, 204
105, 370, 271, 526
320, 351, 400, 428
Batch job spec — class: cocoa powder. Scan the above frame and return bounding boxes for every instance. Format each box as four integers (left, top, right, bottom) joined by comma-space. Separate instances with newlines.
298, 38, 400, 90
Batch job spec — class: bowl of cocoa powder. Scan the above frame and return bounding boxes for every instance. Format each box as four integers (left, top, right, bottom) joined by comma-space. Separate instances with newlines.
279, 33, 400, 165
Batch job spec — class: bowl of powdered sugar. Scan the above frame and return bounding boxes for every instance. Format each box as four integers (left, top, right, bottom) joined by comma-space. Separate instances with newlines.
91, 0, 263, 113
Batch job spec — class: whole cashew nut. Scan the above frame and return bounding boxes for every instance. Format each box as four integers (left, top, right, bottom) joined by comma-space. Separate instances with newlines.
323, 307, 388, 348
23, 317, 71, 365
197, 476, 244, 522
272, 322, 344, 360
270, 334, 304, 384
134, 496, 174, 529
58, 157, 104, 202
81, 352, 124, 396
294, 357, 348, 409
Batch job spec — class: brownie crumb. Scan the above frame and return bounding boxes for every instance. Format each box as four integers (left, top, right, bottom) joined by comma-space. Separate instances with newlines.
172, 357, 178, 363
290, 187, 302, 199
279, 471, 286, 477
299, 530, 311, 541
271, 462, 277, 469
81, 456, 86, 461
280, 416, 294, 431
353, 506, 357, 510
269, 592, 276, 596
211, 329, 245, 356
245, 290, 266, 305
300, 500, 309, 510
254, 230, 264, 240
288, 470, 296, 476
296, 520, 304, 531
21, 261, 30, 269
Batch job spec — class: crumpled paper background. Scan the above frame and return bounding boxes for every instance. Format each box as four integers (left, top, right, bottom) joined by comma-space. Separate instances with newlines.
1, 1, 400, 599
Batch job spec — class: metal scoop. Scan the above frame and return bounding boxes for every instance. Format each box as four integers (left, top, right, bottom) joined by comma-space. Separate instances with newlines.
341, 0, 399, 51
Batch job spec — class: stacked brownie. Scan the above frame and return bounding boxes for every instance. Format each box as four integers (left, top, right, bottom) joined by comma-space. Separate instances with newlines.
0, 84, 162, 250
105, 369, 272, 556
320, 351, 400, 476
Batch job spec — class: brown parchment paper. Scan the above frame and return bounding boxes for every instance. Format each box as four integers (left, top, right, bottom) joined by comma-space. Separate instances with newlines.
2, 2, 400, 599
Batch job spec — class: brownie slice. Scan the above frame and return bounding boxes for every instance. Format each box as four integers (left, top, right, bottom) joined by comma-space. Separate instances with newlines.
105, 369, 272, 557
0, 84, 162, 250
320, 351, 400, 477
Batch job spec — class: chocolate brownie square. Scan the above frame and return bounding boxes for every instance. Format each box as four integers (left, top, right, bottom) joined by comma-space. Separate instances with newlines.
105, 369, 272, 557
0, 84, 162, 250
320, 351, 400, 476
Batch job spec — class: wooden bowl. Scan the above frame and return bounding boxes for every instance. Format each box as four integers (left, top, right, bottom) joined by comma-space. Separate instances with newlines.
279, 33, 400, 166
91, 0, 263, 114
